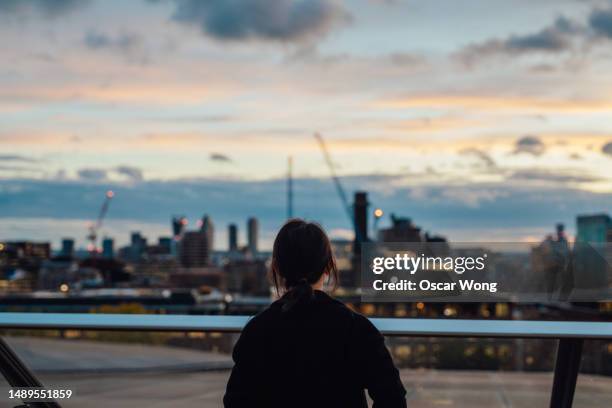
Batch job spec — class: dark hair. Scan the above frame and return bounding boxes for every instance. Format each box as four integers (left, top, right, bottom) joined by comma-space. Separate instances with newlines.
270, 219, 338, 312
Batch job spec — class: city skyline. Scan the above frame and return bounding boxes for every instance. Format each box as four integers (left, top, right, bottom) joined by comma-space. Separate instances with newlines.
2, 0, 612, 246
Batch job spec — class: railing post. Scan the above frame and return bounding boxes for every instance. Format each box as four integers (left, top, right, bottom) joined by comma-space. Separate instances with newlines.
0, 336, 61, 408
549, 338, 583, 408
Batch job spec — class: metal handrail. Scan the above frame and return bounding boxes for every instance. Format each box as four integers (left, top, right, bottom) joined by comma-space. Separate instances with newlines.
1, 312, 611, 408
0, 313, 611, 339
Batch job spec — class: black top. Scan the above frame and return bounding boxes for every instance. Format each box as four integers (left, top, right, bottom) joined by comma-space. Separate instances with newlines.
224, 290, 407, 408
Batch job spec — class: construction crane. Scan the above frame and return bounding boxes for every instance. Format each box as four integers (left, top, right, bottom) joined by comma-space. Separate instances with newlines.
313, 132, 356, 233
87, 190, 114, 253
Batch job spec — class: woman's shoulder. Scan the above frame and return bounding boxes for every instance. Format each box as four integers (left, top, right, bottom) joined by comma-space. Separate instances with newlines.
244, 291, 364, 328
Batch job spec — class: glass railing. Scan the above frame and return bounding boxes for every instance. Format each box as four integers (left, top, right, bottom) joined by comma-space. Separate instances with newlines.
0, 313, 611, 408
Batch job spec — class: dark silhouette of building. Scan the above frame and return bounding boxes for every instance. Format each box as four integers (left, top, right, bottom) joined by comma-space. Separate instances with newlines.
172, 216, 187, 239
577, 214, 611, 243
179, 231, 211, 267
158, 237, 172, 254
61, 238, 75, 258
228, 224, 238, 252
378, 214, 423, 243
574, 214, 611, 296
343, 192, 369, 289
200, 214, 215, 257
102, 238, 114, 259
353, 191, 369, 255
247, 217, 258, 255
129, 232, 146, 262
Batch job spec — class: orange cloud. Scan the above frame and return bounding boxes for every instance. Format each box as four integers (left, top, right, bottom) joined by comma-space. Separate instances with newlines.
376, 95, 612, 113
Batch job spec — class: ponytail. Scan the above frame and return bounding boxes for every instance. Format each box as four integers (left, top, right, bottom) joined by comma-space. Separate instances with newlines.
281, 278, 314, 313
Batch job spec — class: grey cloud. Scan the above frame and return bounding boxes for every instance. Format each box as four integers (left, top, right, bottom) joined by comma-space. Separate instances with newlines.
83, 31, 147, 62
84, 31, 141, 52
589, 7, 612, 38
2, 176, 611, 243
508, 169, 601, 184
77, 166, 144, 182
210, 153, 232, 162
164, 0, 350, 43
77, 168, 107, 181
115, 166, 144, 182
602, 141, 612, 157
459, 148, 497, 169
457, 17, 579, 64
0, 0, 85, 17
0, 154, 38, 163
513, 135, 546, 156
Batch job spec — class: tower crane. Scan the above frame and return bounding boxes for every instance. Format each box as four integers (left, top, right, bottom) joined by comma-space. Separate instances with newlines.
313, 133, 359, 239
87, 190, 114, 253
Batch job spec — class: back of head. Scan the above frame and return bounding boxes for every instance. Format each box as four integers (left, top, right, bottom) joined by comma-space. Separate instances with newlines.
270, 219, 337, 312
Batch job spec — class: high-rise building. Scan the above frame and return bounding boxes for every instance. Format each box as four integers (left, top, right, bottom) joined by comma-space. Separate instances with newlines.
61, 238, 75, 258
228, 224, 238, 252
575, 214, 611, 294
102, 238, 114, 259
353, 191, 369, 255
200, 215, 214, 256
247, 217, 258, 255
172, 216, 187, 239
158, 237, 172, 254
576, 214, 612, 243
179, 231, 210, 267
130, 232, 146, 261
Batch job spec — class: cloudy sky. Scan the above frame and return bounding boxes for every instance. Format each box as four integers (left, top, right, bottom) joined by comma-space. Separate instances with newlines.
2, 0, 612, 249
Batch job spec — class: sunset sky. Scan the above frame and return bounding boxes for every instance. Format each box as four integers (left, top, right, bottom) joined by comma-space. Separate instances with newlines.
2, 0, 612, 249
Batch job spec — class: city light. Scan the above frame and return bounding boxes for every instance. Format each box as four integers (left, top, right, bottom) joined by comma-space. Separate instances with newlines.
0, 243, 4, 251
374, 208, 384, 218
106, 190, 115, 198
59, 284, 69, 293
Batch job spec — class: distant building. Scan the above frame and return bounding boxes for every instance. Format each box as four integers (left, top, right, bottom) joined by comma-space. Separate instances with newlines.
61, 238, 75, 258
576, 214, 612, 243
200, 215, 215, 257
228, 224, 238, 252
343, 192, 369, 289
158, 237, 173, 254
331, 239, 352, 271
172, 216, 187, 239
574, 214, 611, 296
129, 232, 147, 262
0, 241, 52, 292
247, 217, 258, 255
353, 191, 369, 253
378, 214, 423, 243
225, 259, 268, 295
102, 238, 114, 259
179, 231, 211, 267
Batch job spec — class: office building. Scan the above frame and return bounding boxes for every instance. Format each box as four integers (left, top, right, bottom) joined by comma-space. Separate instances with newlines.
228, 224, 238, 252
172, 216, 187, 239
353, 191, 369, 254
247, 217, 258, 255
576, 214, 612, 243
200, 215, 214, 257
378, 215, 423, 243
102, 238, 114, 259
158, 237, 172, 254
575, 214, 611, 294
130, 232, 147, 262
179, 231, 211, 267
60, 238, 75, 258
